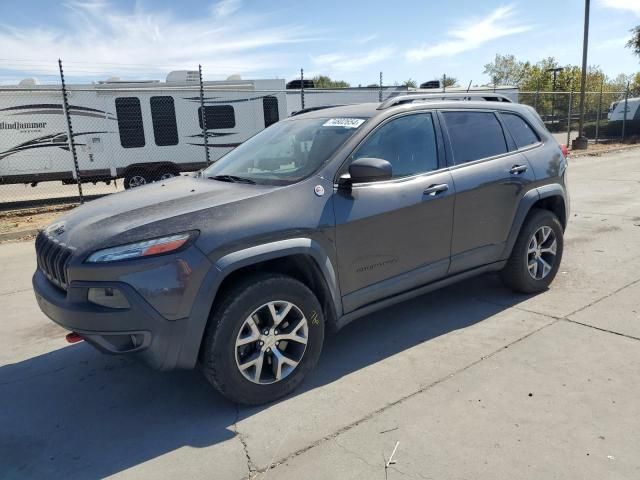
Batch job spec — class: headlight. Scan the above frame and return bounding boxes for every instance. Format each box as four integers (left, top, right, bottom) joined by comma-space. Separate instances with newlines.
85, 232, 194, 263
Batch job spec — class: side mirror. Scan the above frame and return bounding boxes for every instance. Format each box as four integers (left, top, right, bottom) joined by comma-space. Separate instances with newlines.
343, 158, 392, 185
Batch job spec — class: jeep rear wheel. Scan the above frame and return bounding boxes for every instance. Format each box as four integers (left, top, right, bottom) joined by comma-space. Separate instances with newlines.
501, 209, 564, 294
200, 274, 324, 405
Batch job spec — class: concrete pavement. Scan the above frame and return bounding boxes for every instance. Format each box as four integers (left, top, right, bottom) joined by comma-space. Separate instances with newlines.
1, 148, 639, 479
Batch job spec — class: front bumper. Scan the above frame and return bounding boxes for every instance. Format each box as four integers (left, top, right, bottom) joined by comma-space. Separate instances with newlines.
33, 269, 189, 370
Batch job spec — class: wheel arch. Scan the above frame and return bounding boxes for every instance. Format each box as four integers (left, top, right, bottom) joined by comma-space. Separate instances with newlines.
175, 238, 341, 369
502, 184, 568, 260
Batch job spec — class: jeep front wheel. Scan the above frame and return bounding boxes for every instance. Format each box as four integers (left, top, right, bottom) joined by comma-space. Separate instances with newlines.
200, 274, 324, 405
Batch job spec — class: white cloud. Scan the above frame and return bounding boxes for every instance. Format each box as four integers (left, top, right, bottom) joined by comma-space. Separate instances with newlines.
213, 0, 242, 18
600, 0, 640, 16
406, 5, 532, 62
0, 0, 313, 80
311, 47, 395, 73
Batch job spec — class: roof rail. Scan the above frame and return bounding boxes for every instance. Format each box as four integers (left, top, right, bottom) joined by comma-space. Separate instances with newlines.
378, 92, 512, 110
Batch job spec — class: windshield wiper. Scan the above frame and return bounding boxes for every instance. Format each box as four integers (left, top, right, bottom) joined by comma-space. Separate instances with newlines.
208, 174, 256, 184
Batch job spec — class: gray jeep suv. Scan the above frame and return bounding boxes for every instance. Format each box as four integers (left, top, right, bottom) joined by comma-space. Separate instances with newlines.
33, 95, 568, 405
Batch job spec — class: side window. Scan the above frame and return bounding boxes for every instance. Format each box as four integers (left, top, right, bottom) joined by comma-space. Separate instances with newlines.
150, 96, 178, 146
501, 112, 539, 149
115, 97, 145, 148
198, 105, 235, 129
442, 111, 507, 164
263, 96, 279, 127
351, 113, 438, 178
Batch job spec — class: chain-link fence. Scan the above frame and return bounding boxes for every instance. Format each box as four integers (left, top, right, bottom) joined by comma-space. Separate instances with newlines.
518, 90, 633, 145
1, 61, 637, 211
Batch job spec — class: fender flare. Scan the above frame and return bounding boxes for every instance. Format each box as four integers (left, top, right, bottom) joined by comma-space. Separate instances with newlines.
175, 238, 341, 369
501, 184, 567, 259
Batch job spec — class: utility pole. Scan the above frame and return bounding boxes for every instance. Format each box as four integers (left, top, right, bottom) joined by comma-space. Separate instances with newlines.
547, 67, 564, 127
574, 0, 591, 150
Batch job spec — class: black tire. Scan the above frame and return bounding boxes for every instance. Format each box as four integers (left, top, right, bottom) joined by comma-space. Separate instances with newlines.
123, 170, 151, 189
501, 209, 564, 294
155, 168, 178, 182
200, 274, 325, 405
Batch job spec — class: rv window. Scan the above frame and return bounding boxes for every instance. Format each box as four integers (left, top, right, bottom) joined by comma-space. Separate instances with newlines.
150, 96, 179, 146
115, 97, 145, 148
263, 96, 279, 128
198, 105, 236, 129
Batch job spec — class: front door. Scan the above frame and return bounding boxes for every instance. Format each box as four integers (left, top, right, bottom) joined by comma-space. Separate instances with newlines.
333, 112, 455, 313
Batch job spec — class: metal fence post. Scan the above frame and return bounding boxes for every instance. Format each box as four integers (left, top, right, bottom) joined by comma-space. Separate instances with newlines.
442, 74, 446, 93
198, 64, 210, 164
622, 82, 630, 141
595, 76, 603, 144
379, 71, 383, 102
58, 59, 83, 203
300, 68, 305, 110
534, 78, 540, 112
567, 89, 573, 147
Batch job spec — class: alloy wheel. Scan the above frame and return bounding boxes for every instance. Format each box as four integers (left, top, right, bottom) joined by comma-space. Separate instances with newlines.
235, 301, 309, 385
526, 225, 557, 280
128, 175, 147, 188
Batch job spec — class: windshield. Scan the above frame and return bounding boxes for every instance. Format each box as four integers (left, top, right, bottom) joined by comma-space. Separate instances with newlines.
202, 117, 367, 185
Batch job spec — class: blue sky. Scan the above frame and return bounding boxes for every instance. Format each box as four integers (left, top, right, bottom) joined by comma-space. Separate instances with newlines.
0, 0, 638, 85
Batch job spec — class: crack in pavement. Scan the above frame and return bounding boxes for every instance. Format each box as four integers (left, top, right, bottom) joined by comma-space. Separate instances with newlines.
564, 318, 640, 342
234, 404, 256, 477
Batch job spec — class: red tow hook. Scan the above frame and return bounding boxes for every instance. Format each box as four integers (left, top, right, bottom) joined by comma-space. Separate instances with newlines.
66, 332, 84, 344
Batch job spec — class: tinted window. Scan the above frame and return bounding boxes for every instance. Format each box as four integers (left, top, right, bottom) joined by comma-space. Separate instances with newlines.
442, 111, 507, 164
502, 112, 539, 148
150, 96, 178, 146
351, 113, 438, 178
115, 97, 145, 148
198, 105, 235, 129
263, 96, 280, 127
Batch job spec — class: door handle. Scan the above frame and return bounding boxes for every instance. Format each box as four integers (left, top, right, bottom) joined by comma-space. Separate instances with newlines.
423, 183, 449, 196
509, 164, 528, 175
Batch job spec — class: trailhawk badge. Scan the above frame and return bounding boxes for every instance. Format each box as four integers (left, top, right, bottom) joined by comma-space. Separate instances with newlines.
314, 185, 325, 197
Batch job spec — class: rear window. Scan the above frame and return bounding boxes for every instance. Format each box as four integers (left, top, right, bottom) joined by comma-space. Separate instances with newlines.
442, 111, 507, 164
501, 112, 539, 149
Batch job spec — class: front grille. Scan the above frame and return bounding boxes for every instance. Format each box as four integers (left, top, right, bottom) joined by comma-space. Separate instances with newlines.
35, 231, 74, 289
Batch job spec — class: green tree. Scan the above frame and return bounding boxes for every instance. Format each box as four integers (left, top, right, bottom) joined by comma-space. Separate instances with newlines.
402, 78, 417, 88
442, 76, 458, 88
627, 26, 640, 59
483, 54, 532, 86
312, 75, 350, 88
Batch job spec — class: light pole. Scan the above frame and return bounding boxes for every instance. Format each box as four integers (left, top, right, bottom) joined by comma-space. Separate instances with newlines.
574, 0, 591, 150
547, 67, 564, 126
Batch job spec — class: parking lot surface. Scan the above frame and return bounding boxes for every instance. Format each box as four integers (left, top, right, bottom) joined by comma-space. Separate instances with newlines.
1, 148, 639, 479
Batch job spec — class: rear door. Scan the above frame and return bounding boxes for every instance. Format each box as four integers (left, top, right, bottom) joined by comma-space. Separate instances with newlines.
440, 109, 536, 274
333, 112, 455, 313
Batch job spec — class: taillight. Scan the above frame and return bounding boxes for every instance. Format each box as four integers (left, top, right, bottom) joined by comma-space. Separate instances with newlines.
560, 144, 569, 158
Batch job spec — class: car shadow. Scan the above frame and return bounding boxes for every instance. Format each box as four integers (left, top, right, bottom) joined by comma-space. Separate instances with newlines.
0, 273, 538, 479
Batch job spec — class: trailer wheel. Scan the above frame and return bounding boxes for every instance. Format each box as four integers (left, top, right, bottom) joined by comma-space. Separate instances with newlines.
155, 168, 178, 181
124, 171, 150, 189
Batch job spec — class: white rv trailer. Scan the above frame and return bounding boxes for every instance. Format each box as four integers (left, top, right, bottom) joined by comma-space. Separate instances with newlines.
0, 72, 287, 188
608, 97, 640, 122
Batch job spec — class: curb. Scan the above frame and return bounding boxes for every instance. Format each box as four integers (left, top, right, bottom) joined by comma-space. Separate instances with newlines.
0, 228, 39, 242
569, 144, 640, 158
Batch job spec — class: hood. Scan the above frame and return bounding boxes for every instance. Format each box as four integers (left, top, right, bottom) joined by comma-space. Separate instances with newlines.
49, 175, 278, 251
